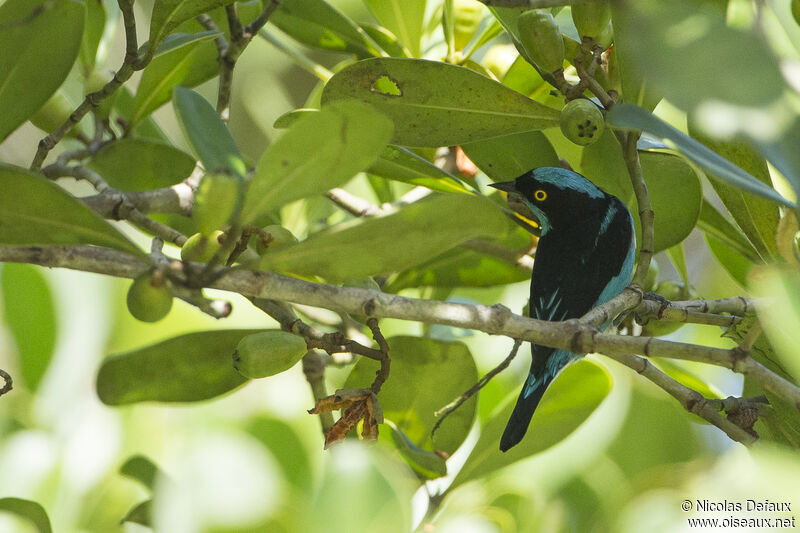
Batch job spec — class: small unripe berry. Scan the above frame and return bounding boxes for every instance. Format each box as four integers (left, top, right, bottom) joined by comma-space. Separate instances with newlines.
571, 0, 612, 40
126, 271, 173, 322
232, 331, 308, 379
560, 99, 605, 146
517, 9, 565, 73
181, 231, 224, 262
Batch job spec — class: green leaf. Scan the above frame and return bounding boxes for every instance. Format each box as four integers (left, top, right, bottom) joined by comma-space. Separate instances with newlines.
608, 3, 660, 111
79, 0, 106, 75
751, 118, 800, 202
451, 359, 612, 489
753, 269, 800, 383
96, 329, 260, 405
0, 165, 144, 257
0, 0, 84, 141
666, 243, 689, 286
1, 264, 57, 392
141, 29, 222, 59
172, 86, 246, 177
131, 35, 218, 125
360, 23, 411, 58
461, 130, 559, 181
696, 199, 761, 263
582, 133, 702, 252
369, 146, 473, 194
0, 498, 52, 533
270, 0, 378, 57
321, 58, 561, 148
87, 138, 196, 191
364, 0, 426, 57
147, 0, 236, 59
120, 500, 152, 528
606, 103, 795, 208
259, 193, 509, 281
248, 417, 312, 491
344, 336, 478, 454
120, 455, 162, 491
688, 125, 780, 261
242, 101, 393, 223
611, 0, 783, 109
501, 55, 546, 97
705, 233, 753, 287
386, 246, 531, 291
651, 358, 722, 401
385, 420, 447, 478
113, 86, 171, 142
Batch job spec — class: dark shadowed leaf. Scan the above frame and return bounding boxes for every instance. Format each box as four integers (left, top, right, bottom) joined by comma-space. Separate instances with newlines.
259, 194, 509, 281
0, 165, 144, 257
79, 0, 106, 75
0, 0, 84, 141
369, 146, 473, 194
88, 138, 196, 191
96, 329, 262, 405
1, 264, 57, 392
147, 0, 236, 59
344, 336, 478, 455
461, 130, 560, 181
696, 200, 761, 263
120, 455, 163, 491
173, 86, 246, 176
120, 500, 152, 527
242, 101, 393, 223
321, 58, 561, 147
452, 359, 611, 488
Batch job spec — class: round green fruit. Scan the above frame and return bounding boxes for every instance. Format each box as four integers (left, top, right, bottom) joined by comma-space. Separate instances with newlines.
252, 225, 298, 255
560, 98, 605, 146
517, 9, 565, 73
232, 331, 308, 379
193, 173, 242, 235
181, 231, 224, 262
571, 0, 612, 40
30, 92, 74, 133
126, 271, 173, 323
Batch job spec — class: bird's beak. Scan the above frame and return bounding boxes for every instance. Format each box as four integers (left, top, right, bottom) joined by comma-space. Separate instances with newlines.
488, 180, 516, 193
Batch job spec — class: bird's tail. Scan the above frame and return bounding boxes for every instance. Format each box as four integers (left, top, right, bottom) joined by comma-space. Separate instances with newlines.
499, 373, 554, 452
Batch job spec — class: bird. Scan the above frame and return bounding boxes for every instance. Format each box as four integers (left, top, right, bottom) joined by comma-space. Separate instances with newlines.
489, 167, 636, 452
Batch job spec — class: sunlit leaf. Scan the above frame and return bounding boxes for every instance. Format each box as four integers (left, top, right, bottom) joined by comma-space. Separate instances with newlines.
321, 58, 561, 147
260, 194, 509, 281
271, 0, 379, 56
96, 329, 261, 405
173, 86, 246, 176
606, 104, 795, 208
344, 336, 478, 455
1, 264, 57, 392
0, 165, 144, 257
242, 101, 393, 224
248, 417, 313, 491
0, 0, 84, 141
364, 0, 426, 57
369, 145, 473, 194
452, 360, 612, 488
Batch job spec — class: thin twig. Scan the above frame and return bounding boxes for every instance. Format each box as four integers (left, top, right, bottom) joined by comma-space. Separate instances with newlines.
619, 130, 655, 288
431, 339, 523, 438
366, 318, 390, 394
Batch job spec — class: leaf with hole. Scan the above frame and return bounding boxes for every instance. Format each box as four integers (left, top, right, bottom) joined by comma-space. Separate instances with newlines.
242, 101, 393, 224
321, 58, 561, 147
0, 165, 144, 257
0, 0, 84, 141
259, 193, 509, 281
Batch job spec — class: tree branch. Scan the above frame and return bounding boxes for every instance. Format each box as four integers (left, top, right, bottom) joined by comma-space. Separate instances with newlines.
2, 245, 798, 417
619, 130, 655, 288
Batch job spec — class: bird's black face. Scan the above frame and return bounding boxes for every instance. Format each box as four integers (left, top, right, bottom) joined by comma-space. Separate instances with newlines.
490, 167, 609, 235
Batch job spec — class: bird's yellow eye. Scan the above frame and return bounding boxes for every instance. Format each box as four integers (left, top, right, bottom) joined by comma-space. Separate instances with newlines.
534, 189, 547, 201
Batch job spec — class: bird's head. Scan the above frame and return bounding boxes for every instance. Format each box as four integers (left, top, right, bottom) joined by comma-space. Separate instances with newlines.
489, 167, 608, 235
